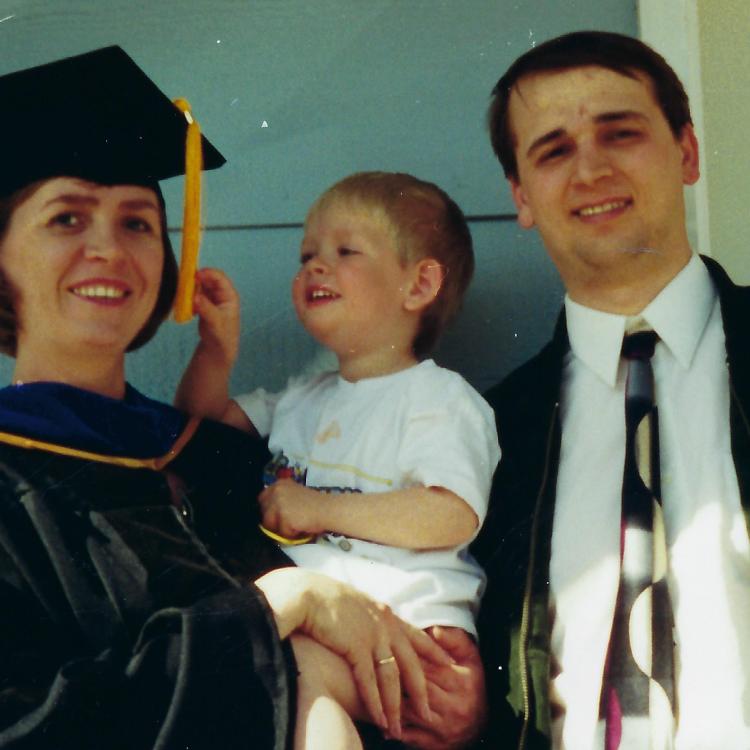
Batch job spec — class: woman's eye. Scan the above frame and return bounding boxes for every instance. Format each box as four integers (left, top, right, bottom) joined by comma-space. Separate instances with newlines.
124, 216, 154, 233
300, 252, 313, 265
338, 246, 356, 257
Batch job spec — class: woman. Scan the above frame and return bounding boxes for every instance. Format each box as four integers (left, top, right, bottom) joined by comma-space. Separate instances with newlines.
0, 47, 474, 750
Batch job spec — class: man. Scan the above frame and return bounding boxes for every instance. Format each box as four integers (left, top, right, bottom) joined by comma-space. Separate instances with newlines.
472, 30, 750, 749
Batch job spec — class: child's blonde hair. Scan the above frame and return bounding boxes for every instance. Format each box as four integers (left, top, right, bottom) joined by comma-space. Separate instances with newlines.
307, 171, 474, 358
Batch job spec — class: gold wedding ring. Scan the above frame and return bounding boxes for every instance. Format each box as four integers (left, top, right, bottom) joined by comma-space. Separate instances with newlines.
376, 655, 396, 666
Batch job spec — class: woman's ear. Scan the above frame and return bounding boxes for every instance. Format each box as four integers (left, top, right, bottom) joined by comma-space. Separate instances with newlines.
403, 258, 444, 312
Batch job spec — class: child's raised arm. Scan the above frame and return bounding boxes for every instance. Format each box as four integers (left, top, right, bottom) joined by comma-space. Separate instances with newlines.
174, 268, 255, 433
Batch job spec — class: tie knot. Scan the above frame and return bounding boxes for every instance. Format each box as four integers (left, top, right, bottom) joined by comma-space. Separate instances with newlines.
621, 330, 658, 361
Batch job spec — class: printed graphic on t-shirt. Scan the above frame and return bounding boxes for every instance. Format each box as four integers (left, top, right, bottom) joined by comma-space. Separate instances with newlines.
314, 420, 341, 444
263, 451, 361, 495
263, 452, 307, 486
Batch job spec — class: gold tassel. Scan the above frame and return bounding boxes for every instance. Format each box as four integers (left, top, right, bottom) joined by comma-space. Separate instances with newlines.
172, 98, 203, 323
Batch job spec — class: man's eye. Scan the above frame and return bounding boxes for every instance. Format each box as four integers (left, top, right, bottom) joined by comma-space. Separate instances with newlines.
608, 128, 641, 142
50, 212, 81, 228
539, 145, 570, 163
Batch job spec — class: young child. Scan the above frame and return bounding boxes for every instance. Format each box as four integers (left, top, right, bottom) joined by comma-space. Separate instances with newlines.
176, 172, 500, 749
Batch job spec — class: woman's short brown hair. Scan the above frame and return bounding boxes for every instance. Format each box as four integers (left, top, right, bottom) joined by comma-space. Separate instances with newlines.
0, 179, 177, 357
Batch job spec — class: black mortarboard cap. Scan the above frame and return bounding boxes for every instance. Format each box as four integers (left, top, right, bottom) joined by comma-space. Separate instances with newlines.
0, 45, 225, 197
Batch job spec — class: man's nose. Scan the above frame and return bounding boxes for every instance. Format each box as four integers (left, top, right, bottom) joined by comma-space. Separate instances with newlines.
572, 143, 613, 187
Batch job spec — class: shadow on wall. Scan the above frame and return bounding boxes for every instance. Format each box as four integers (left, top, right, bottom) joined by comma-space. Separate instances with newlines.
436, 222, 564, 394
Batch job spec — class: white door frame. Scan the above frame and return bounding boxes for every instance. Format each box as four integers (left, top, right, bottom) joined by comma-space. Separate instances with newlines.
638, 0, 710, 256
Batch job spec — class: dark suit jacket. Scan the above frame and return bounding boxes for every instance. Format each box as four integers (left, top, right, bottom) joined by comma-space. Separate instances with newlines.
472, 256, 750, 748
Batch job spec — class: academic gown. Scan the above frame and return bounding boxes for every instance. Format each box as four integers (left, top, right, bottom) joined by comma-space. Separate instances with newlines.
0, 383, 295, 749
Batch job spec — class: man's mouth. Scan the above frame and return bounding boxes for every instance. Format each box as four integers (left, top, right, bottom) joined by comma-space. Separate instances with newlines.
574, 199, 631, 218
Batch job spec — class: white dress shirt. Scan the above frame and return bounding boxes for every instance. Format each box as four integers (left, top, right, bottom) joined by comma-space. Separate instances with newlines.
549, 254, 750, 749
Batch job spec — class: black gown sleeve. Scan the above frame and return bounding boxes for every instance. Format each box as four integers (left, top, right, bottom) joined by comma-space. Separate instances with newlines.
0, 432, 296, 749
168, 419, 294, 578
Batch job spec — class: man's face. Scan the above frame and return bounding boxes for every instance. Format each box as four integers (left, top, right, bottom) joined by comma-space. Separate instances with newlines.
507, 65, 699, 311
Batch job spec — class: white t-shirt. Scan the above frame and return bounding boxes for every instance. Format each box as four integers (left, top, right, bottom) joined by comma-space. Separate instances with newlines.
235, 359, 500, 635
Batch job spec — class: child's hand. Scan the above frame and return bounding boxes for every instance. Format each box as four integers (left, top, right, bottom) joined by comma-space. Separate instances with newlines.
258, 479, 321, 539
193, 268, 240, 369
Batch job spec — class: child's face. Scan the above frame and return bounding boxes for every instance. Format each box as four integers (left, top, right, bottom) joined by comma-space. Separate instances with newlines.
293, 199, 419, 366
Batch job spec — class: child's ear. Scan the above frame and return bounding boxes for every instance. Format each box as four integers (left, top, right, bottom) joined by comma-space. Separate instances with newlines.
403, 258, 444, 312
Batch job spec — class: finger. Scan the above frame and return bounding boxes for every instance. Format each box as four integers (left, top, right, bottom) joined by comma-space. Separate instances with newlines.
391, 633, 432, 724
195, 267, 221, 282
191, 288, 204, 313
413, 677, 451, 717
193, 290, 222, 327
199, 267, 232, 285
277, 517, 300, 540
374, 651, 402, 739
404, 658, 486, 747
196, 267, 236, 301
194, 270, 223, 304
402, 690, 467, 749
401, 698, 426, 725
407, 626, 452, 666
262, 497, 301, 539
419, 659, 465, 693
428, 625, 477, 662
260, 506, 279, 533
351, 658, 388, 732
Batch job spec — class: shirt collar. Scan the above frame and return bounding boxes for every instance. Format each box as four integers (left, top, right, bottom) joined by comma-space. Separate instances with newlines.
641, 253, 716, 369
565, 253, 716, 387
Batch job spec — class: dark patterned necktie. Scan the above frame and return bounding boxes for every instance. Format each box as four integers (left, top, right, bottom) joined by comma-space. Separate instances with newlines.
600, 331, 676, 749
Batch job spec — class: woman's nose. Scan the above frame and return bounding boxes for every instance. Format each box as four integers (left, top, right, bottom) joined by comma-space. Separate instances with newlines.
83, 223, 123, 261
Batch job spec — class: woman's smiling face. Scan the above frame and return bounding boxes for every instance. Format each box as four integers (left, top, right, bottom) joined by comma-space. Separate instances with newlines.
0, 177, 165, 362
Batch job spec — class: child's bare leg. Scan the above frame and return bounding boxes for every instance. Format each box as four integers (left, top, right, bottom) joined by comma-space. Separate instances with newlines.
292, 633, 372, 750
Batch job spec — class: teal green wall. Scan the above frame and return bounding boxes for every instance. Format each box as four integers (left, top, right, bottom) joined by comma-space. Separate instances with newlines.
0, 1, 637, 400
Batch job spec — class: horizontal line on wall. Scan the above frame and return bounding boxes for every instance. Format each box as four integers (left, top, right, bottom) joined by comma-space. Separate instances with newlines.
167, 213, 517, 233
468, 213, 517, 223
